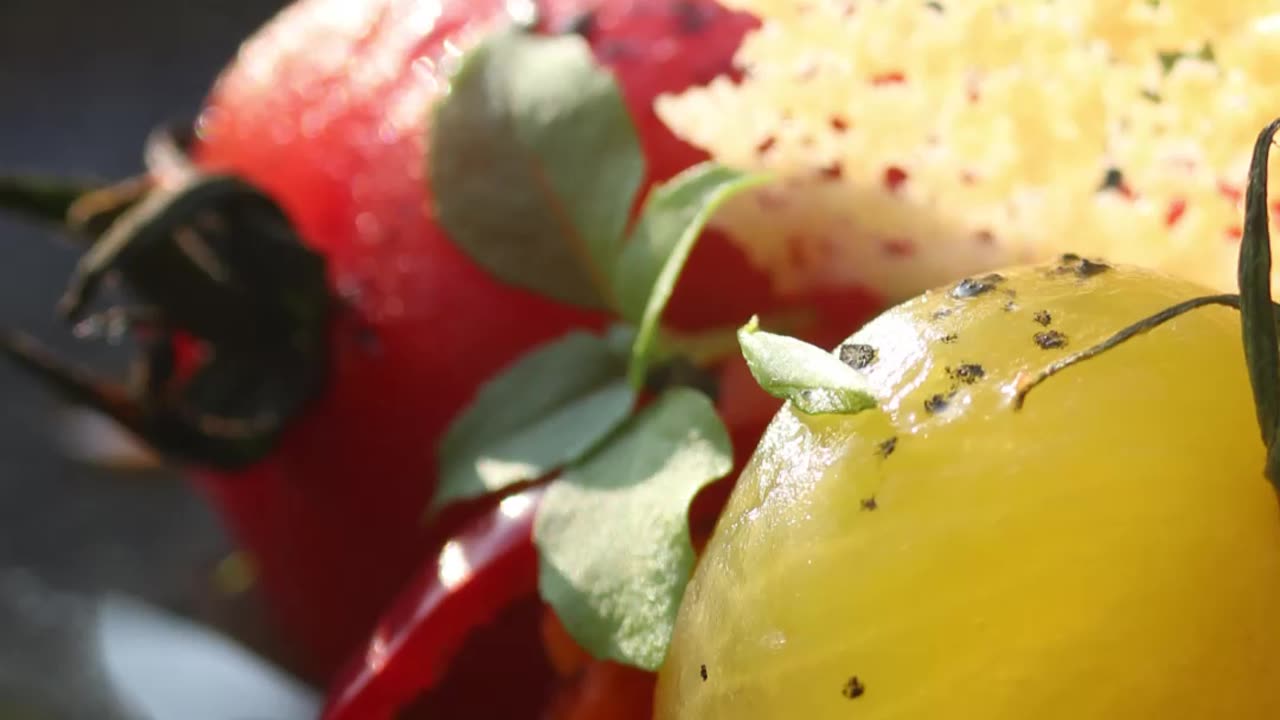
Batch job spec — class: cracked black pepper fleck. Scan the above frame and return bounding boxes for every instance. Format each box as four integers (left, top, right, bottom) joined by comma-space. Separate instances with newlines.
948, 363, 985, 384
924, 393, 951, 414
842, 676, 866, 699
1099, 168, 1125, 192
951, 273, 1005, 299
839, 343, 878, 370
1075, 257, 1111, 277
1035, 330, 1068, 349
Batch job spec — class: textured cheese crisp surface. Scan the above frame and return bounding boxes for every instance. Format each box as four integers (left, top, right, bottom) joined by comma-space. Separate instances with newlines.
657, 0, 1280, 300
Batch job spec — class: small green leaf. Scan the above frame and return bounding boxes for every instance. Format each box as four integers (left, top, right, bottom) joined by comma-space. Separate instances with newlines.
434, 332, 634, 512
737, 316, 879, 415
430, 27, 645, 310
534, 388, 732, 670
613, 163, 768, 388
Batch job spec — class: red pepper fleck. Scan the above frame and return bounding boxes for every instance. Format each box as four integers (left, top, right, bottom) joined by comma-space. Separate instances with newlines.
883, 165, 908, 192
871, 71, 905, 85
1217, 180, 1243, 206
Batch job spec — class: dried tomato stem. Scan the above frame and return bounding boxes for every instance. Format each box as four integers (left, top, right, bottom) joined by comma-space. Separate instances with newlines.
0, 175, 104, 229
0, 125, 195, 239
0, 122, 333, 470
0, 328, 147, 433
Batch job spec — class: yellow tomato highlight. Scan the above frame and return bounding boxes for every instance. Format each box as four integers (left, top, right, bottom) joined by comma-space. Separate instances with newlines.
657, 261, 1280, 719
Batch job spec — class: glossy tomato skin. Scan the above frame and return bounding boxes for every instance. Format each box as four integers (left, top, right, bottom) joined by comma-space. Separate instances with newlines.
186, 0, 855, 682
659, 263, 1280, 719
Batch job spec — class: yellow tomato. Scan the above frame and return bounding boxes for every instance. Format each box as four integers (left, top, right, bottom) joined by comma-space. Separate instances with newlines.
656, 258, 1280, 719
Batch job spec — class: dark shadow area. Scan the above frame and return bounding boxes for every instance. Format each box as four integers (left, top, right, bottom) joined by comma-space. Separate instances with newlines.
0, 0, 295, 714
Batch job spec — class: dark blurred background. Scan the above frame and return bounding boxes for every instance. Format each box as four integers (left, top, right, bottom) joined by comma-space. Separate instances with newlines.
0, 0, 294, 715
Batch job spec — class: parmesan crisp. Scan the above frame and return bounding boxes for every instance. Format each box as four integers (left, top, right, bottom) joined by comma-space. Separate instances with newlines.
658, 0, 1280, 299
